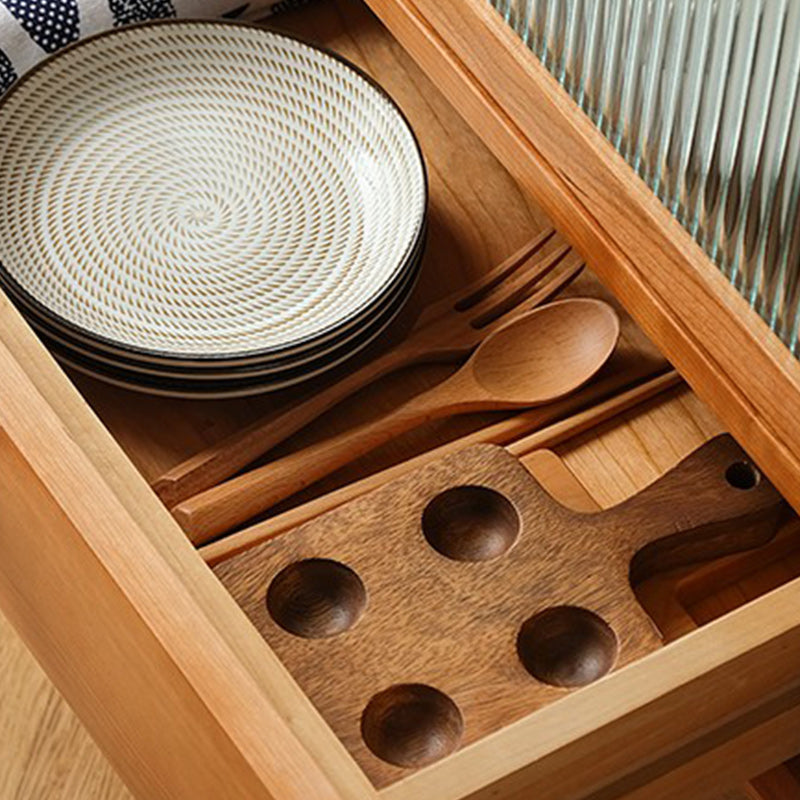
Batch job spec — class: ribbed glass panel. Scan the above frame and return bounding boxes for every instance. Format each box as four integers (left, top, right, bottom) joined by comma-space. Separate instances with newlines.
492, 0, 800, 354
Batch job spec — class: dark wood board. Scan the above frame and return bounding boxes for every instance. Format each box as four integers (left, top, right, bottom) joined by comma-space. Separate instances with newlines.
214, 435, 786, 787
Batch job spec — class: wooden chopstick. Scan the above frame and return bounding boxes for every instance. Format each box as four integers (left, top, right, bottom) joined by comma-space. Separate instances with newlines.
200, 367, 681, 563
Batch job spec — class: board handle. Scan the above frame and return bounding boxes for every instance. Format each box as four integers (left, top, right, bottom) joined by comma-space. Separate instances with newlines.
605, 435, 790, 584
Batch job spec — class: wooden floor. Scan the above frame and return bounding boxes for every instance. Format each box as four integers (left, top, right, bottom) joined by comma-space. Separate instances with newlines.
0, 611, 131, 799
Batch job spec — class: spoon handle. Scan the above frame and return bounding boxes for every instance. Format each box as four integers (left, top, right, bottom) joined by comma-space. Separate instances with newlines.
152, 331, 473, 508
172, 377, 472, 541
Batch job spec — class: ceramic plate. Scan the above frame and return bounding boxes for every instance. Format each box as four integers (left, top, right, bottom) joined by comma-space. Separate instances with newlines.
0, 220, 427, 374
0, 20, 427, 362
47, 242, 423, 397
36, 238, 423, 386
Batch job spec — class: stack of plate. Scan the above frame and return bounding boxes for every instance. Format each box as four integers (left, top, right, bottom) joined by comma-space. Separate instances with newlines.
0, 21, 427, 398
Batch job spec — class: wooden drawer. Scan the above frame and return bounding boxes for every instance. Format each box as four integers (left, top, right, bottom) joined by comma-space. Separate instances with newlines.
2, 1, 800, 799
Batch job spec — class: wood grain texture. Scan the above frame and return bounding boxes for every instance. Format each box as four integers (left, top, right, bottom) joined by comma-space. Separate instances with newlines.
671, 512, 800, 800
3, 386, 795, 799
527, 452, 777, 800
200, 369, 679, 563
500, 450, 793, 800
0, 610, 131, 800
1, 0, 799, 797
174, 299, 619, 539
0, 450, 590, 800
213, 436, 784, 788
0, 329, 374, 800
364, 0, 800, 532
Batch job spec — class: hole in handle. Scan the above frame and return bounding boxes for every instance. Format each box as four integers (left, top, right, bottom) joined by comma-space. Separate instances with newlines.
725, 461, 760, 491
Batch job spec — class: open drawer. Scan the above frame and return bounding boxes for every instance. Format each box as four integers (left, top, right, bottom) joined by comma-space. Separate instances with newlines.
2, 1, 800, 799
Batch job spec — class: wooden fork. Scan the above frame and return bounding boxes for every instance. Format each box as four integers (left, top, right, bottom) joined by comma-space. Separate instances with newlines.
153, 229, 583, 507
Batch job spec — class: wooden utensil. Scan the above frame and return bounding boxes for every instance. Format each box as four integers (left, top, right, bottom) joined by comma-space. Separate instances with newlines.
173, 298, 619, 539
212, 436, 787, 786
153, 231, 582, 507
199, 369, 681, 556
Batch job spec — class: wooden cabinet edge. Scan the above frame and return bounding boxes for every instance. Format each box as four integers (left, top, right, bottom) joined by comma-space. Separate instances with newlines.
1, 1, 800, 795
356, 1, 800, 798
0, 296, 375, 800
364, 0, 800, 522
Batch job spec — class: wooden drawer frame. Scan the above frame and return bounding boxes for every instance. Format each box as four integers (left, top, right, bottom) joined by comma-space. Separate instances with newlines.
2, 2, 800, 799
366, 0, 800, 516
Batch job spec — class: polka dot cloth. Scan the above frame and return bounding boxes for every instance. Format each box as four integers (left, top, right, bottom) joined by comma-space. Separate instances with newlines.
0, 48, 14, 92
109, 0, 175, 28
0, 0, 298, 99
1, 0, 80, 53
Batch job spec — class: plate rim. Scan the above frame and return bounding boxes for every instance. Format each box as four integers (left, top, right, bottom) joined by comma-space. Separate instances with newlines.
0, 223, 426, 373
31, 237, 424, 382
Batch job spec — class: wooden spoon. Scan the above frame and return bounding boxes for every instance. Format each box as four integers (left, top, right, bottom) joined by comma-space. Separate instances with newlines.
173, 298, 619, 539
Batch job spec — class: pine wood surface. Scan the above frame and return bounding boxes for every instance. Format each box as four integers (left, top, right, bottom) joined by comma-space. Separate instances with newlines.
0, 610, 132, 800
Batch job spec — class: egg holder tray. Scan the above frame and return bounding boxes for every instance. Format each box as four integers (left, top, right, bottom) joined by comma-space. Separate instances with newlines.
213, 435, 786, 787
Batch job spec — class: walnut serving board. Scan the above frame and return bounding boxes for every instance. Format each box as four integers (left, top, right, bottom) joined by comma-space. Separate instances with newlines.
213, 435, 786, 788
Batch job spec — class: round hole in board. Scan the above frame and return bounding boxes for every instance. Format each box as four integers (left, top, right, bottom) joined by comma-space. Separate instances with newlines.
725, 461, 760, 491
516, 606, 618, 688
421, 485, 520, 562
361, 683, 464, 767
266, 558, 366, 639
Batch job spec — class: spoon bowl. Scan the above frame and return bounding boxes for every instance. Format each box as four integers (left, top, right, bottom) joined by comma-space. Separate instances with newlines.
467, 298, 620, 407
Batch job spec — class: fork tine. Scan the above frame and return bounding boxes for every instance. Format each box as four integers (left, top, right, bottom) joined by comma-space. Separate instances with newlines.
467, 240, 571, 328
452, 227, 555, 311
479, 253, 585, 333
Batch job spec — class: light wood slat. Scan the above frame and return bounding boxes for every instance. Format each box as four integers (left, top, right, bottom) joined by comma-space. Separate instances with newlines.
364, 0, 800, 527
0, 294, 375, 800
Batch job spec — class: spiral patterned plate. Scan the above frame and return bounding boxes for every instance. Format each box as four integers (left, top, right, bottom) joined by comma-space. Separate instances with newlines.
43, 245, 423, 399
29, 233, 424, 385
0, 20, 427, 364
4, 220, 427, 378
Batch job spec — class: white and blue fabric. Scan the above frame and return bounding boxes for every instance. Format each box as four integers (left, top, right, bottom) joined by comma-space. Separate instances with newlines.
0, 0, 300, 94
